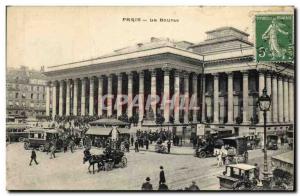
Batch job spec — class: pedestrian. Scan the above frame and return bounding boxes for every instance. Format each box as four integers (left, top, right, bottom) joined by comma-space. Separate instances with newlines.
141, 177, 153, 190
29, 149, 39, 166
69, 140, 74, 153
125, 140, 130, 152
135, 140, 139, 152
158, 182, 169, 191
131, 137, 134, 146
188, 181, 200, 191
220, 145, 227, 165
145, 139, 149, 150
159, 166, 166, 185
167, 140, 171, 154
280, 136, 284, 146
50, 145, 56, 159
254, 163, 260, 182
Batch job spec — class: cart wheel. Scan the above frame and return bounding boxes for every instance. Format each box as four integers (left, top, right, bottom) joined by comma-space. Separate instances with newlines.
198, 151, 206, 158
120, 157, 127, 168
18, 137, 24, 142
24, 142, 30, 150
39, 145, 45, 152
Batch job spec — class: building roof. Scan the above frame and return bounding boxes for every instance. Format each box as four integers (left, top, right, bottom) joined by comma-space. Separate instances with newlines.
89, 118, 130, 126
227, 164, 256, 171
272, 151, 294, 165
206, 26, 249, 36
6, 66, 47, 83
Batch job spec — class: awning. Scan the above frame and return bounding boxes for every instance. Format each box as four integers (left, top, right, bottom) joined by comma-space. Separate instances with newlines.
118, 128, 130, 134
86, 127, 112, 136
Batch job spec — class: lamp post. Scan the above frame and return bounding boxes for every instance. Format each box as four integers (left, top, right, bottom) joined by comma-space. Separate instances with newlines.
257, 88, 272, 189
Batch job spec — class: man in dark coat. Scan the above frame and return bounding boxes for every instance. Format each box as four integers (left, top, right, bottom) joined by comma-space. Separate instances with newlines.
188, 181, 200, 191
29, 149, 39, 166
159, 166, 166, 185
145, 139, 149, 150
158, 182, 169, 191
167, 140, 171, 154
141, 177, 153, 190
134, 140, 139, 152
131, 137, 134, 146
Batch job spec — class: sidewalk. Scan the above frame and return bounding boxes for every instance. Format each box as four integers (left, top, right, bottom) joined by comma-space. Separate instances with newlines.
130, 144, 195, 155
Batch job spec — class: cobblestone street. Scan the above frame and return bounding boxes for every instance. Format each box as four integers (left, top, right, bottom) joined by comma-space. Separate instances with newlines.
6, 143, 290, 190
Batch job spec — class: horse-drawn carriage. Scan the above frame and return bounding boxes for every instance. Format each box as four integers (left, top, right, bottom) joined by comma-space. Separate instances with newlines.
83, 148, 127, 174
23, 127, 64, 152
217, 163, 261, 190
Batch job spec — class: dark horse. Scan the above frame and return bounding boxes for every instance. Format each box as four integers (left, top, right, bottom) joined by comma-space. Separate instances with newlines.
83, 149, 105, 174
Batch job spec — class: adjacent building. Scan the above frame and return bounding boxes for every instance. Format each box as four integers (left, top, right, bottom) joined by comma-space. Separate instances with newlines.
43, 27, 294, 138
6, 66, 47, 121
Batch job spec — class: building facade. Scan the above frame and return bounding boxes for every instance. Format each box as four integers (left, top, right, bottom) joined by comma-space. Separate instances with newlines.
43, 27, 294, 136
6, 66, 47, 121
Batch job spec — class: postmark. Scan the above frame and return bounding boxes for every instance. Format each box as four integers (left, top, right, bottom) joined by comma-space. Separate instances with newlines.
255, 14, 294, 62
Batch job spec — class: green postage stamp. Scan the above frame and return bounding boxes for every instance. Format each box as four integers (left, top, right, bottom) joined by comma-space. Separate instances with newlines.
255, 14, 294, 62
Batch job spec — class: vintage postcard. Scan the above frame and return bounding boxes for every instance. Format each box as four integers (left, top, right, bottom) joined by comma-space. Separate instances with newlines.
6, 6, 295, 191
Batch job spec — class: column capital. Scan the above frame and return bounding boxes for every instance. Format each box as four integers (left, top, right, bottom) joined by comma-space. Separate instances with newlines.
278, 75, 283, 80
162, 65, 171, 73
137, 70, 145, 77
225, 71, 233, 77
149, 68, 157, 76
108, 73, 114, 79
117, 73, 123, 79
182, 71, 189, 79
59, 80, 64, 85
283, 77, 289, 82
192, 72, 198, 80
98, 75, 105, 80
241, 70, 249, 76
212, 73, 219, 77
288, 77, 294, 83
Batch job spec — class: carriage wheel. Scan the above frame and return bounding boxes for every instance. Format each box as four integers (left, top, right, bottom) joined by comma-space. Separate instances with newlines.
198, 151, 206, 158
18, 137, 24, 142
120, 157, 127, 168
24, 142, 30, 150
39, 145, 45, 152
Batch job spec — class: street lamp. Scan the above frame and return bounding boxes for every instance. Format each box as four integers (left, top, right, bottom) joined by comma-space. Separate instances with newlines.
257, 88, 271, 189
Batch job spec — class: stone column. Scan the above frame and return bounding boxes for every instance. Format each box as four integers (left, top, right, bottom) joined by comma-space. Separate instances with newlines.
127, 72, 133, 119
107, 74, 113, 117
278, 75, 284, 123
66, 79, 71, 116
73, 79, 78, 116
242, 71, 249, 124
138, 71, 144, 122
59, 80, 64, 116
89, 77, 95, 116
98, 76, 104, 117
213, 73, 219, 124
201, 74, 206, 123
46, 82, 50, 116
272, 74, 278, 123
258, 71, 265, 123
81, 78, 86, 116
227, 72, 234, 124
51, 82, 57, 119
163, 67, 170, 123
117, 73, 123, 118
192, 73, 198, 122
150, 69, 157, 120
283, 77, 289, 122
266, 72, 272, 123
288, 78, 294, 122
174, 70, 180, 123
183, 71, 189, 123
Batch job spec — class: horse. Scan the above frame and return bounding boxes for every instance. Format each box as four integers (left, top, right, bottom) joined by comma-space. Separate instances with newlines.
83, 149, 105, 174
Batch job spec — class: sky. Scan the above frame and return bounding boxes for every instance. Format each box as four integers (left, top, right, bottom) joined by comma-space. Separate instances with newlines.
6, 6, 293, 70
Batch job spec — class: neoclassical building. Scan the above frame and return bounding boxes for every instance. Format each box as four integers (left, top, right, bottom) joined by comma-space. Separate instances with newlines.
43, 27, 294, 136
